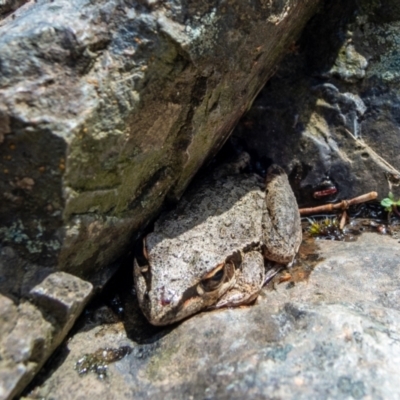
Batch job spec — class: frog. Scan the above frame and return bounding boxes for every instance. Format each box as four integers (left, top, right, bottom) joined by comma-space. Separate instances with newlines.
134, 164, 302, 326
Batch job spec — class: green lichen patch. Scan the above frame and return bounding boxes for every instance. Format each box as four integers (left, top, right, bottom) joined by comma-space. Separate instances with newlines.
357, 18, 400, 82
0, 219, 61, 256
328, 43, 368, 82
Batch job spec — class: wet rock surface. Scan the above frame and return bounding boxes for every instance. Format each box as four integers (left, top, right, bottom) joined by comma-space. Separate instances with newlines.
24, 232, 400, 399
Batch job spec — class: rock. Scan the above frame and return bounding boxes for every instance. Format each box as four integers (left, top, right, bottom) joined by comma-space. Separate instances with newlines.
29, 271, 93, 326
0, 272, 92, 400
232, 1, 400, 206
0, 0, 27, 18
0, 296, 17, 347
24, 233, 400, 399
0, 363, 28, 400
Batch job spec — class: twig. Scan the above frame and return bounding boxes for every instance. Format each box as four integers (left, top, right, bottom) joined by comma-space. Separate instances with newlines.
299, 191, 378, 215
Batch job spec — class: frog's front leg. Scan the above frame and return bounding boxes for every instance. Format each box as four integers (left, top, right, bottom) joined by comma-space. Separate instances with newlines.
262, 165, 302, 265
212, 250, 265, 309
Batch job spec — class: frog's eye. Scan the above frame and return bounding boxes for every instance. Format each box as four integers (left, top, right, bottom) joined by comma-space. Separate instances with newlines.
200, 261, 235, 293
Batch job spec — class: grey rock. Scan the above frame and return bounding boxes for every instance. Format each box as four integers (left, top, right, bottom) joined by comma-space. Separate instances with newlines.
0, 0, 27, 18
327, 43, 368, 82
3, 301, 52, 365
0, 294, 18, 339
311, 83, 367, 138
358, 0, 400, 23
0, 363, 28, 400
233, 2, 400, 205
0, 273, 92, 400
29, 271, 93, 326
24, 233, 400, 399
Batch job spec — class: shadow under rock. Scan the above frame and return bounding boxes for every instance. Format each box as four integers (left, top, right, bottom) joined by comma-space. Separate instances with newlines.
232, 0, 363, 207
70, 253, 176, 345
22, 342, 71, 397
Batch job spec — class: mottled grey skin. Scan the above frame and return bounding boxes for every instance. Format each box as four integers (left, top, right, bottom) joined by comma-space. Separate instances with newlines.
262, 165, 302, 264
134, 166, 301, 326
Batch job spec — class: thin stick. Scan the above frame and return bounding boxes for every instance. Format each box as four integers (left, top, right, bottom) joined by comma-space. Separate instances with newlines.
299, 191, 378, 215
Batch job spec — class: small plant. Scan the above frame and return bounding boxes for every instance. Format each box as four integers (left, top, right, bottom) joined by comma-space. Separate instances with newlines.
308, 218, 337, 235
307, 217, 344, 240
381, 192, 400, 216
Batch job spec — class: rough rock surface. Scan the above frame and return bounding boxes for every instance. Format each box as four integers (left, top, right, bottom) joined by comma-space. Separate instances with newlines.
0, 266, 93, 400
24, 232, 400, 399
0, 0, 27, 18
233, 1, 400, 206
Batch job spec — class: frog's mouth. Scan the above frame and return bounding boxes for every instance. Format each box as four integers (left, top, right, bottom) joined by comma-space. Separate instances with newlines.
134, 247, 242, 326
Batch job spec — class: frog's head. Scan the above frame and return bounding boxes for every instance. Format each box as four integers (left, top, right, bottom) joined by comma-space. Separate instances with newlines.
134, 238, 261, 326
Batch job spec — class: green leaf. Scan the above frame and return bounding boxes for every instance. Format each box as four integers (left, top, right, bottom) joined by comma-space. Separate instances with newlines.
388, 192, 395, 200
381, 198, 393, 208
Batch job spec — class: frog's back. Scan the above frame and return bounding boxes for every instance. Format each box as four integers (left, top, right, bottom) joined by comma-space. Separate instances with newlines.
147, 173, 265, 274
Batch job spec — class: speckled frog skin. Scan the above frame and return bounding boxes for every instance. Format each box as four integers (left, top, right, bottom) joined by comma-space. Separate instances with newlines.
134, 165, 302, 326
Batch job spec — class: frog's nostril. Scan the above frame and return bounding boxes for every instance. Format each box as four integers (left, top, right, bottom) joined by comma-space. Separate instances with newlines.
161, 297, 171, 306
160, 287, 177, 307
